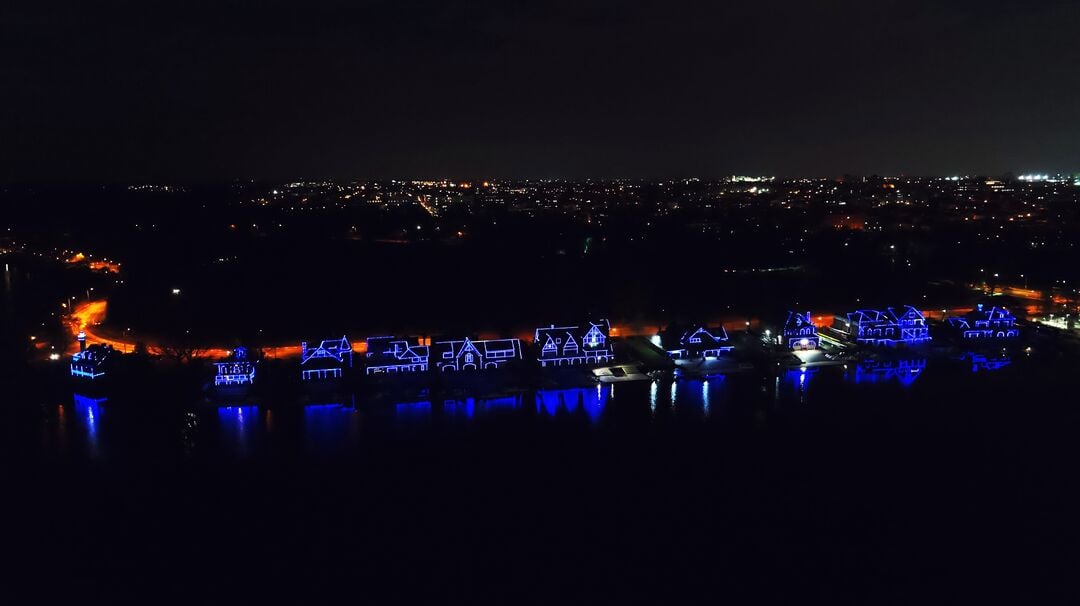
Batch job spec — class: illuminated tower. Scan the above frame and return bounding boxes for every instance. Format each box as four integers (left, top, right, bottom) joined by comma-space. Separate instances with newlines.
78, 330, 87, 352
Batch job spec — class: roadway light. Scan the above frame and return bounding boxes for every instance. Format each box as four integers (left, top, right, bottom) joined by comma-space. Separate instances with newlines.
172, 288, 181, 295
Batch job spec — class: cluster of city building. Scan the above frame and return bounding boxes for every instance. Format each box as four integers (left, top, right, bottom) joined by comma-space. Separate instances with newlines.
233, 175, 1080, 238
70, 306, 1022, 385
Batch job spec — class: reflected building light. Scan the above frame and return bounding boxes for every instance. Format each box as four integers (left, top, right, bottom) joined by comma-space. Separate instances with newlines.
482, 396, 518, 413
395, 401, 432, 420
73, 393, 105, 459
444, 398, 477, 419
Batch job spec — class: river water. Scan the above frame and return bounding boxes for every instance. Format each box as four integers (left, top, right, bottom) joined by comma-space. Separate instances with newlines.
3, 332, 1079, 601
24, 355, 1016, 463
4, 236, 1078, 599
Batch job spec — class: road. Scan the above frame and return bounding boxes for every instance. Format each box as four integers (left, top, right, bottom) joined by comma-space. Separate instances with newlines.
66, 300, 301, 359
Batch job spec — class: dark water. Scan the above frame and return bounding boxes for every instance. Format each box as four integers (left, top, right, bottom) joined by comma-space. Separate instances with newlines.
4, 355, 1079, 602
30, 361, 949, 463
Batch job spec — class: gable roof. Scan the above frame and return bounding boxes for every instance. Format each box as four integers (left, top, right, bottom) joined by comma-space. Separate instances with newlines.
890, 306, 925, 322
947, 317, 971, 329
849, 309, 890, 325
302, 335, 352, 364
535, 320, 612, 355
455, 338, 482, 358
72, 343, 114, 363
680, 325, 727, 346
783, 311, 814, 331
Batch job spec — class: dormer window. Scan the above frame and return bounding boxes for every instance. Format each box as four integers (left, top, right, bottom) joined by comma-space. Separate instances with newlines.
583, 327, 604, 348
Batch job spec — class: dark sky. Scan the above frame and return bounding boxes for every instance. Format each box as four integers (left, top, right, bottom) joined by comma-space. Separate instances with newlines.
2, 1, 1079, 181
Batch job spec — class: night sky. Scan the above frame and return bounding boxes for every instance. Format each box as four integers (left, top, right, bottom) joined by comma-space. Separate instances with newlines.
2, 1, 1079, 182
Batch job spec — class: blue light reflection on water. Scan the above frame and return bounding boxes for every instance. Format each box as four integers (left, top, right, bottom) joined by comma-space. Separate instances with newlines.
778, 367, 817, 401
671, 378, 725, 412
218, 406, 260, 457
395, 401, 432, 421
55, 355, 1027, 460
536, 387, 608, 422
480, 395, 520, 414
72, 393, 106, 459
304, 404, 357, 456
442, 395, 521, 420
967, 353, 1012, 373
443, 398, 476, 419
850, 359, 926, 387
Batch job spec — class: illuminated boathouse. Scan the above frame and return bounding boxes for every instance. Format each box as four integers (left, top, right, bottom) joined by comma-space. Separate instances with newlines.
946, 305, 1019, 340
214, 347, 257, 386
365, 336, 430, 375
836, 306, 931, 346
300, 336, 353, 381
70, 332, 115, 379
781, 311, 819, 350
534, 320, 614, 367
433, 337, 523, 371
661, 324, 734, 359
